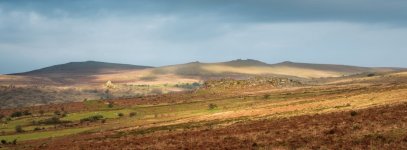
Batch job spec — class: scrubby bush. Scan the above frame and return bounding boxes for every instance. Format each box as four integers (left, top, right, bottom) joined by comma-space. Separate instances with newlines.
117, 113, 124, 117
80, 115, 104, 123
263, 94, 271, 99
129, 112, 137, 117
350, 111, 358, 116
15, 125, 24, 133
10, 111, 23, 118
1, 139, 6, 144
61, 112, 68, 117
208, 103, 218, 110
107, 103, 114, 108
22, 110, 31, 116
38, 116, 64, 125
10, 110, 32, 118
367, 73, 375, 77
54, 111, 61, 116
33, 127, 42, 131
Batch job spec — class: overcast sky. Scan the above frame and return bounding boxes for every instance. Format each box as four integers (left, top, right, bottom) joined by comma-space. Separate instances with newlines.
1, 0, 406, 74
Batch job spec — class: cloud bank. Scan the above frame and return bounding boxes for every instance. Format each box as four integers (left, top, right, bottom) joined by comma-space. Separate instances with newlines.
0, 0, 406, 73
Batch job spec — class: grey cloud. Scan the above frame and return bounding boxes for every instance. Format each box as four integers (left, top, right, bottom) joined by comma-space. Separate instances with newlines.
1, 0, 406, 25
0, 0, 406, 74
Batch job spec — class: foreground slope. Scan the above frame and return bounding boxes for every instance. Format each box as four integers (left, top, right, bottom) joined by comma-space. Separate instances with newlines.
1, 71, 407, 149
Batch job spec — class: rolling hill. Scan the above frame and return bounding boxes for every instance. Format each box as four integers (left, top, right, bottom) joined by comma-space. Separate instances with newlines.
0, 59, 403, 108
150, 59, 399, 79
2, 59, 403, 85
13, 61, 152, 75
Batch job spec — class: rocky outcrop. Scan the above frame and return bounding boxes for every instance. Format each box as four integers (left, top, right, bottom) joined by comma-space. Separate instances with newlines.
202, 77, 302, 90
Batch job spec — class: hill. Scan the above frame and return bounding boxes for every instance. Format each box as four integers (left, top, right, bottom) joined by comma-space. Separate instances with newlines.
0, 59, 402, 108
14, 61, 152, 75
150, 59, 399, 78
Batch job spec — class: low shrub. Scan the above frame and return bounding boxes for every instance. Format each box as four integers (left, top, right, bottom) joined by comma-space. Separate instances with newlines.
10, 111, 23, 118
54, 111, 61, 116
107, 103, 114, 108
22, 110, 31, 116
117, 113, 124, 117
80, 115, 104, 123
367, 73, 375, 77
350, 110, 358, 116
33, 127, 42, 131
129, 112, 137, 117
208, 103, 218, 110
15, 125, 24, 133
263, 94, 271, 99
37, 116, 67, 125
1, 140, 6, 144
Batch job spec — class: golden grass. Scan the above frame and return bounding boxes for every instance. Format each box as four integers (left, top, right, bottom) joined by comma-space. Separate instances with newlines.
201, 65, 342, 78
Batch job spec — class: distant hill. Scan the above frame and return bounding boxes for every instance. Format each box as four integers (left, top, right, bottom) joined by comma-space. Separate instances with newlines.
150, 59, 400, 78
0, 59, 403, 108
14, 61, 153, 75
4, 59, 403, 85
270, 61, 396, 74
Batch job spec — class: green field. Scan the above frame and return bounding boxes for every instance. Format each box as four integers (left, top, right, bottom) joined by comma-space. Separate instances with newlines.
0, 127, 92, 142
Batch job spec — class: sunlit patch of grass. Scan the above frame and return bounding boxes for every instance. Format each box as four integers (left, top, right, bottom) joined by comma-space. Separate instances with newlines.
0, 116, 50, 132
0, 127, 92, 142
61, 109, 135, 121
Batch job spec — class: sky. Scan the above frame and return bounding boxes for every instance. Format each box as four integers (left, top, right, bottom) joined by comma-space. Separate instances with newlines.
0, 0, 406, 74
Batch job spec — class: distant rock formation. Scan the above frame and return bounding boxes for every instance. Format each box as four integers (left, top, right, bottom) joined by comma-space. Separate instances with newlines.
105, 80, 115, 89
